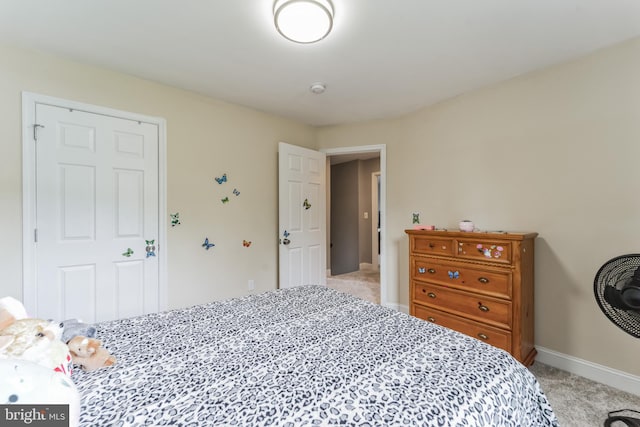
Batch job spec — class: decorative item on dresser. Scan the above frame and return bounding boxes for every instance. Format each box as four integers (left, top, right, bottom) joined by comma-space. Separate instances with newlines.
405, 229, 538, 365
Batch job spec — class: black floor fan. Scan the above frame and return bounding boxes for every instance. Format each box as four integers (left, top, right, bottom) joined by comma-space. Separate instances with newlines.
594, 254, 640, 427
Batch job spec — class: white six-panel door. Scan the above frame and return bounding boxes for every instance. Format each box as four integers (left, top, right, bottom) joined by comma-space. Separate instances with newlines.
278, 142, 326, 288
32, 103, 160, 322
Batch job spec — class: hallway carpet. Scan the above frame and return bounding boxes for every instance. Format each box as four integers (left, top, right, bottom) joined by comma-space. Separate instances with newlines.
326, 268, 380, 304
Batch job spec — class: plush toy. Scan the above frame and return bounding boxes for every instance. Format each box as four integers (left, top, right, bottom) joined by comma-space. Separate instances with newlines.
0, 309, 14, 331
0, 316, 73, 376
0, 296, 28, 320
0, 359, 80, 427
0, 296, 28, 331
61, 318, 97, 343
67, 336, 116, 372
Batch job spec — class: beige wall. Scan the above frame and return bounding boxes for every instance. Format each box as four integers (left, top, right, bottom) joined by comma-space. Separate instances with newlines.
0, 43, 315, 309
317, 37, 640, 375
2, 37, 640, 377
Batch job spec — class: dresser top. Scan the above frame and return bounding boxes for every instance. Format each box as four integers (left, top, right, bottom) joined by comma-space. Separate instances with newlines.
405, 229, 538, 240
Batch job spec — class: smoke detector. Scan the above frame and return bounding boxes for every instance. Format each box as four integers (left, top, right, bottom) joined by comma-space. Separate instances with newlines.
309, 82, 326, 94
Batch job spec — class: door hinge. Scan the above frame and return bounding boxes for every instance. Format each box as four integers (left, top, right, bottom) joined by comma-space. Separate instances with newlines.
34, 228, 38, 243
33, 124, 44, 141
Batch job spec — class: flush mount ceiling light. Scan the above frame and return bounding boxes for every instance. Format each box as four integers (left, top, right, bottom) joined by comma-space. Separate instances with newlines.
274, 0, 334, 44
309, 82, 326, 94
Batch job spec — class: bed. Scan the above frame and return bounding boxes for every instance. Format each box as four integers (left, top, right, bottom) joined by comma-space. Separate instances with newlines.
71, 286, 558, 426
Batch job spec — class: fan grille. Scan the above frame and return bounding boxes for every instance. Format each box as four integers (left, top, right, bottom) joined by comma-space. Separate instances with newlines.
594, 254, 640, 338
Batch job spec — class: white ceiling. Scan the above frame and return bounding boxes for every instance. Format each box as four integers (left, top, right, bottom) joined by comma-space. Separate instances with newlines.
1, 1, 639, 127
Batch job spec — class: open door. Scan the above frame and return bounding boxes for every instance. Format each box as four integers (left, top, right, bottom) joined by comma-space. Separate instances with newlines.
278, 142, 326, 288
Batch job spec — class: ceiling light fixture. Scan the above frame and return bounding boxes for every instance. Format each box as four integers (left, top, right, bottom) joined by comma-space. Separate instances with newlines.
274, 0, 334, 44
309, 82, 326, 94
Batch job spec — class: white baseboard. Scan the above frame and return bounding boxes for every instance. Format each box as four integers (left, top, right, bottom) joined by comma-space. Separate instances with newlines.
536, 346, 640, 397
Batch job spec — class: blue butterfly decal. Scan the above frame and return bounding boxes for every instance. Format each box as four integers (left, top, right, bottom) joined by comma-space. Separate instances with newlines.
215, 173, 227, 184
448, 270, 460, 279
283, 230, 290, 238
233, 188, 240, 196
145, 240, 156, 258
418, 267, 426, 274
202, 238, 215, 250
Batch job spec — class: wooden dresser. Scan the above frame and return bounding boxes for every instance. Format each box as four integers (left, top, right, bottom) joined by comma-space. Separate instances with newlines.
405, 229, 538, 365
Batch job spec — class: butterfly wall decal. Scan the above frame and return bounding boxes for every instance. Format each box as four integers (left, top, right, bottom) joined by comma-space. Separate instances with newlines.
122, 248, 134, 257
145, 240, 156, 258
202, 238, 215, 250
214, 173, 227, 184
170, 213, 180, 227
243, 240, 252, 247
233, 188, 240, 196
448, 270, 460, 279
221, 197, 229, 204
418, 267, 426, 274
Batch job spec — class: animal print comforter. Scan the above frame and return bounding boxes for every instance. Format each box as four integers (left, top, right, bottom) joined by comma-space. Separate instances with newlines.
72, 286, 558, 426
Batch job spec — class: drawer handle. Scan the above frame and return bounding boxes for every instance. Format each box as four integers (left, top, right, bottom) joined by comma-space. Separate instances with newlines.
427, 317, 436, 323
477, 333, 489, 340
427, 268, 436, 274
427, 292, 436, 298
478, 277, 489, 284
428, 243, 435, 248
478, 303, 489, 312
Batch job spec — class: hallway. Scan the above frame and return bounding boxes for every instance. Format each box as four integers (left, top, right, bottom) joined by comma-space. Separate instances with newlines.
326, 268, 380, 304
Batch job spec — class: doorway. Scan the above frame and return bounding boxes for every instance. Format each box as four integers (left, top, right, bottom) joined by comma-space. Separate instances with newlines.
323, 145, 386, 306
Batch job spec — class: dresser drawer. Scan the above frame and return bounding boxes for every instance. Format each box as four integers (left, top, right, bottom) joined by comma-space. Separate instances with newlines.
413, 305, 512, 353
412, 258, 512, 299
413, 282, 512, 329
457, 238, 512, 265
411, 236, 455, 256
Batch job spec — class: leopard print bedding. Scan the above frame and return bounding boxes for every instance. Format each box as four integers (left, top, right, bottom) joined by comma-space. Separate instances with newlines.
72, 286, 558, 426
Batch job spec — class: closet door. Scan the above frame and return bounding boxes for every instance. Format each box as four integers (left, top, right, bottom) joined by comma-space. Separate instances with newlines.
32, 103, 160, 322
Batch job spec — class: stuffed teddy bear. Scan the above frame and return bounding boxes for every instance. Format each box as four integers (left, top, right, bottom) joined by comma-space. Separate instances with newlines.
0, 316, 73, 376
67, 336, 116, 372
61, 318, 97, 343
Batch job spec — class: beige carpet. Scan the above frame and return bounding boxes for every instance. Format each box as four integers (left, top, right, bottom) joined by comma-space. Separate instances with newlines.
326, 268, 380, 304
530, 362, 640, 426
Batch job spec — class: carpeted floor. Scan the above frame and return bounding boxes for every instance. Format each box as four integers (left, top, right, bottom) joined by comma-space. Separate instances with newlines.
326, 268, 380, 304
530, 362, 640, 427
